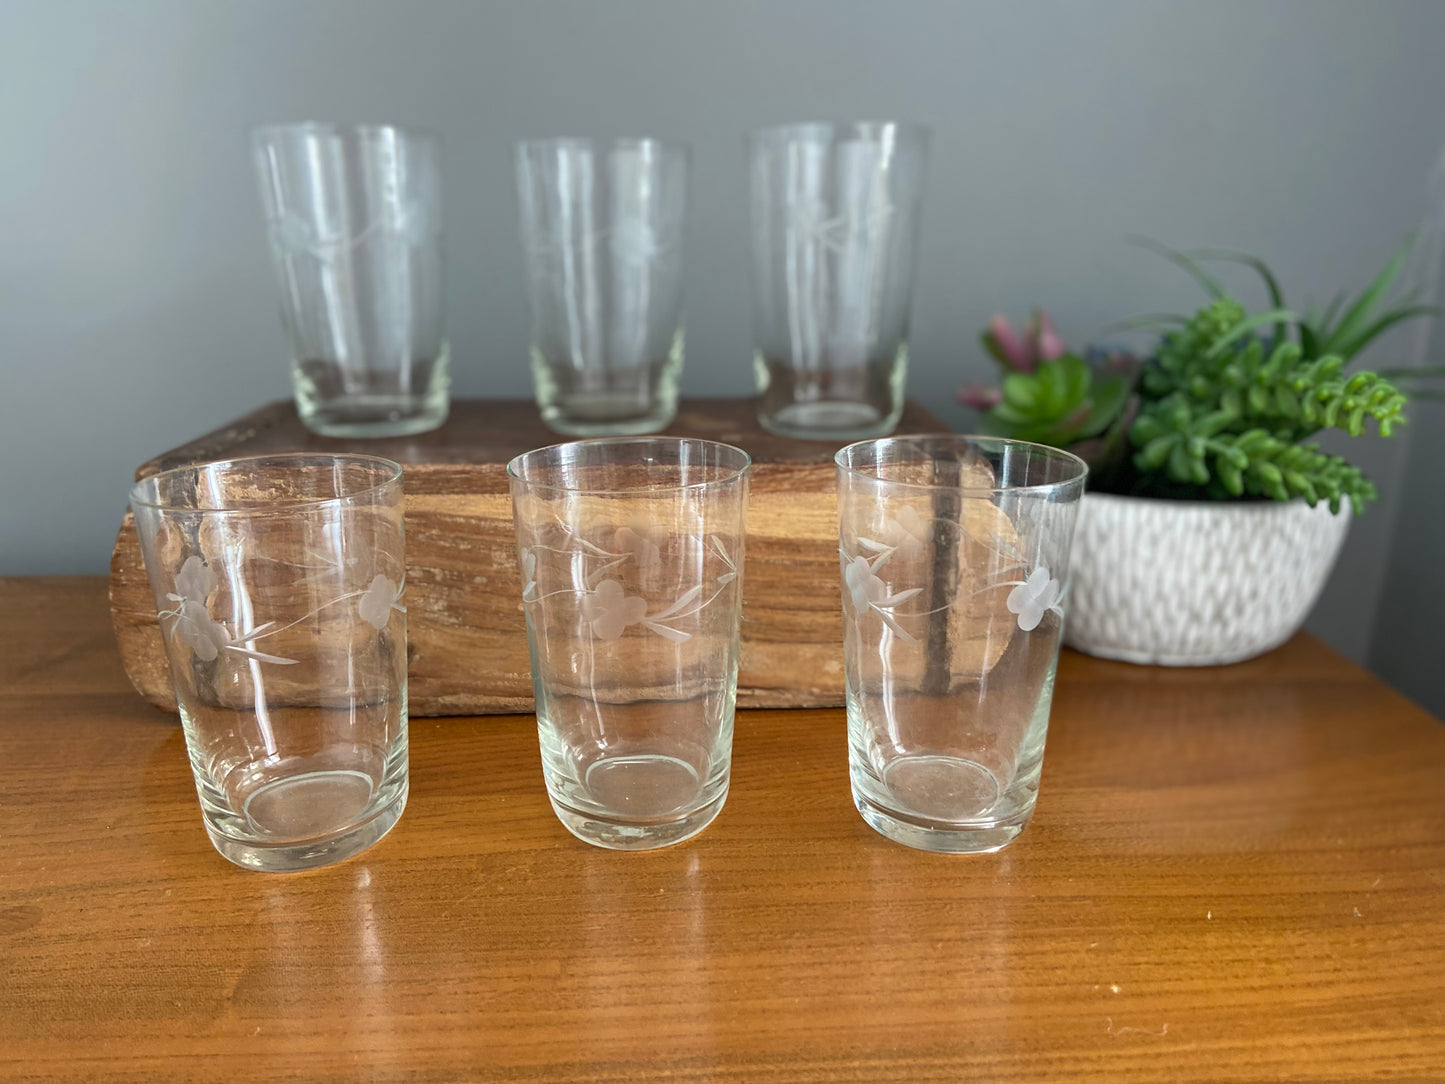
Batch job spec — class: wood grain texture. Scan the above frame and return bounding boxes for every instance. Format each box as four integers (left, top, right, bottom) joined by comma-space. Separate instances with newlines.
5, 577, 1445, 1082
110, 398, 944, 716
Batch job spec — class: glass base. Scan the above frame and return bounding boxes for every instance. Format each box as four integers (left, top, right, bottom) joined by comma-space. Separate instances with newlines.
548, 783, 728, 850
204, 780, 408, 872
300, 401, 448, 439
758, 399, 903, 442
852, 785, 1032, 854
539, 397, 675, 437
293, 345, 451, 438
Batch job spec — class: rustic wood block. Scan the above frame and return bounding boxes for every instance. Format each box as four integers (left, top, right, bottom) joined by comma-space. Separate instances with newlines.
110, 398, 947, 716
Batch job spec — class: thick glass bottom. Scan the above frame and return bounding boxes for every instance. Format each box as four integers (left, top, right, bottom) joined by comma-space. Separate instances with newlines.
758, 399, 902, 442
753, 349, 907, 441
547, 763, 728, 851
852, 782, 1032, 854
539, 396, 675, 437
293, 346, 450, 438
204, 779, 408, 872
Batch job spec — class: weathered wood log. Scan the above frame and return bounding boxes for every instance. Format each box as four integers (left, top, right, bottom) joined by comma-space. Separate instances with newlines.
110, 398, 947, 716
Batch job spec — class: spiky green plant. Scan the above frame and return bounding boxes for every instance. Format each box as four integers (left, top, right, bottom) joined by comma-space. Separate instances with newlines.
1120, 297, 1405, 511
963, 238, 1436, 513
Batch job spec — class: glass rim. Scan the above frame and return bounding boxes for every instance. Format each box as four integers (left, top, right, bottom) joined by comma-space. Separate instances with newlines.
515, 135, 691, 157
835, 434, 1088, 496
747, 120, 932, 145
250, 120, 442, 147
507, 437, 751, 495
129, 453, 405, 514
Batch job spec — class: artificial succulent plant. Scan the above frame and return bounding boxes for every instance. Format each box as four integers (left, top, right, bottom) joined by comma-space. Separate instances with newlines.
961, 239, 1438, 512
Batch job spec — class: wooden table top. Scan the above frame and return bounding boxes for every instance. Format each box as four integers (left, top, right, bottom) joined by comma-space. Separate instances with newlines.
3, 577, 1443, 1082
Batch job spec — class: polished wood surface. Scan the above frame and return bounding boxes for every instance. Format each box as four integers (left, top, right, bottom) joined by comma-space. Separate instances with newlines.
4, 577, 1444, 1082
109, 398, 944, 717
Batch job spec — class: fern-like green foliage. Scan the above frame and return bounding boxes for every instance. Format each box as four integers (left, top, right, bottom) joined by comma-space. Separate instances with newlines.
1124, 299, 1405, 511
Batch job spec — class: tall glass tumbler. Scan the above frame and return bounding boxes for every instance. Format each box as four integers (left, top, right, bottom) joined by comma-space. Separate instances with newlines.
508, 438, 749, 849
516, 138, 690, 436
749, 122, 930, 441
836, 436, 1086, 853
131, 454, 409, 871
253, 123, 449, 438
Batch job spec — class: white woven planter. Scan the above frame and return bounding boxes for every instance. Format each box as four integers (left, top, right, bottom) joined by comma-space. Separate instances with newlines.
1064, 492, 1351, 666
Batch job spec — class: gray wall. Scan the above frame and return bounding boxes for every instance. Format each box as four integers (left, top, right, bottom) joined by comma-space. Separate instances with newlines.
4, 0, 1444, 679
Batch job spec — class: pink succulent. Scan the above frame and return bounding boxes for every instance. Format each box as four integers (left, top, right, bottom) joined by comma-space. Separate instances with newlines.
956, 382, 1004, 410
981, 308, 1067, 373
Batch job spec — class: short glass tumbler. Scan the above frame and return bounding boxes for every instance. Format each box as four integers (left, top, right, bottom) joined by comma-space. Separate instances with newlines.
516, 138, 690, 436
836, 436, 1087, 853
130, 454, 409, 872
749, 122, 930, 441
253, 123, 449, 437
508, 438, 749, 849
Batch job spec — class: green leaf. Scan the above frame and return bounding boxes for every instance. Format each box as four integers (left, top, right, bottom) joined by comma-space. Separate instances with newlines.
986, 401, 1035, 427
1299, 321, 1319, 358
1217, 458, 1244, 495
1318, 236, 1413, 358
1138, 435, 1175, 470
1328, 304, 1445, 361
1189, 249, 1285, 310
1058, 355, 1092, 407
1076, 374, 1130, 439
1317, 290, 1348, 337
1001, 372, 1038, 411
1168, 441, 1196, 482
1204, 309, 1299, 359
1129, 236, 1226, 298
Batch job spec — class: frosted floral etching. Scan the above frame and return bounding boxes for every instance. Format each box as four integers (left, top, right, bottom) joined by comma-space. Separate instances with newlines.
158, 555, 403, 666
269, 200, 432, 262
1005, 568, 1061, 633
521, 529, 737, 643
842, 509, 1063, 638
525, 218, 676, 281
788, 195, 894, 255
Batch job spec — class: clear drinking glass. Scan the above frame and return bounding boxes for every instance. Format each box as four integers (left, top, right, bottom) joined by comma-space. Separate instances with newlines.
508, 438, 749, 849
749, 122, 930, 441
252, 123, 449, 438
515, 138, 690, 436
130, 454, 409, 872
836, 436, 1087, 853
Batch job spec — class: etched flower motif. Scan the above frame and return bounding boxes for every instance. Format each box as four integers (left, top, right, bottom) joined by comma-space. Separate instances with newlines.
610, 218, 671, 269
519, 547, 538, 600
845, 556, 887, 611
882, 506, 935, 559
582, 579, 649, 641
789, 195, 893, 254
358, 574, 401, 631
163, 555, 297, 666
711, 536, 738, 586
843, 554, 923, 642
614, 520, 664, 577
270, 212, 336, 259
166, 557, 228, 662
1006, 567, 1062, 632
391, 198, 430, 246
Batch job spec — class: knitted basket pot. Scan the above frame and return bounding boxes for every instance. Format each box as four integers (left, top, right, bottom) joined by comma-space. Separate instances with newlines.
1063, 492, 1351, 666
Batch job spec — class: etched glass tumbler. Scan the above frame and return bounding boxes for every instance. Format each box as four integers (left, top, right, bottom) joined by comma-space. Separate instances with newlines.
131, 454, 409, 872
749, 122, 930, 441
836, 436, 1086, 853
516, 138, 690, 436
253, 123, 448, 437
508, 438, 749, 849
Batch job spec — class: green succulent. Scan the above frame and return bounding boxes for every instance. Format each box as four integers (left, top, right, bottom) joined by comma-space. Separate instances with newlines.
1123, 298, 1404, 511
966, 238, 1437, 512
981, 354, 1132, 448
